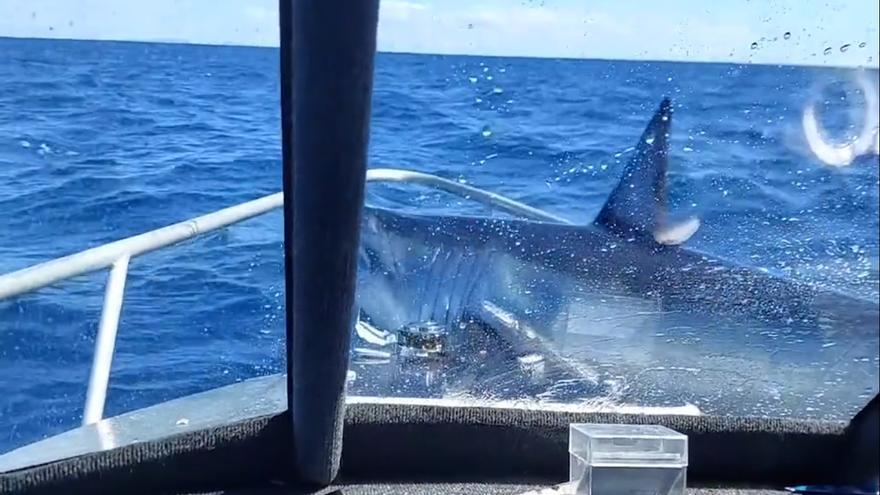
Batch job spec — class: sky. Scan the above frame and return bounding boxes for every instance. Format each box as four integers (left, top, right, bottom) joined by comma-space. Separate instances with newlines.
0, 0, 877, 67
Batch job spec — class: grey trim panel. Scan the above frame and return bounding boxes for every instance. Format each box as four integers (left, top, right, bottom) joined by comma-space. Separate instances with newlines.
0, 374, 286, 473
0, 412, 290, 495
341, 403, 848, 484
1, 401, 851, 494
182, 483, 790, 494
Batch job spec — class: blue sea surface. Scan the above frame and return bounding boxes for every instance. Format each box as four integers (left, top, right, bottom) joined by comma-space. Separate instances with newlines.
0, 37, 878, 454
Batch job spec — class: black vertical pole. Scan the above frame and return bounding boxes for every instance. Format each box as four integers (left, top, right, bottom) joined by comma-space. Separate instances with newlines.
279, 0, 380, 485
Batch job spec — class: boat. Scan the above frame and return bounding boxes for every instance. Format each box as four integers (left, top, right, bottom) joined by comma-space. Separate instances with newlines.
0, 1, 878, 494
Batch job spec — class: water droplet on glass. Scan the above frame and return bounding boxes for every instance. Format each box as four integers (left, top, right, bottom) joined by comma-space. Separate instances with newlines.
491, 87, 503, 94
840, 44, 851, 53
481, 126, 493, 138
645, 136, 655, 144
176, 418, 189, 426
858, 41, 866, 48
823, 46, 833, 55
683, 146, 694, 152
750, 42, 759, 50
783, 32, 791, 40
468, 76, 477, 83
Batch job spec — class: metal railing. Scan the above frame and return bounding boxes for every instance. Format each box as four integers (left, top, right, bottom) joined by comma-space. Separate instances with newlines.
0, 168, 566, 425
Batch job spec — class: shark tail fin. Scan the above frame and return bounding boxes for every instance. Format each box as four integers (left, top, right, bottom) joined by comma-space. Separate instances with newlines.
594, 98, 699, 245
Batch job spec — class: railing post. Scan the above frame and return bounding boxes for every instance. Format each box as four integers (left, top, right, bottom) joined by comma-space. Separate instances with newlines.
280, 0, 380, 485
82, 255, 130, 426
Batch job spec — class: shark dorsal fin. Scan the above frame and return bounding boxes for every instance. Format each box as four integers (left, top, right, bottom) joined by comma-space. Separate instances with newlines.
595, 98, 692, 244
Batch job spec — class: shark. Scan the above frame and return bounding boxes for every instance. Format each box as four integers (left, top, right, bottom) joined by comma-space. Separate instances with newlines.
352, 98, 880, 414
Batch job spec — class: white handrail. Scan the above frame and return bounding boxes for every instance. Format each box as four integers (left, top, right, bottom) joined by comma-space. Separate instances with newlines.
0, 168, 564, 424
0, 192, 284, 301
366, 168, 571, 224
82, 256, 130, 425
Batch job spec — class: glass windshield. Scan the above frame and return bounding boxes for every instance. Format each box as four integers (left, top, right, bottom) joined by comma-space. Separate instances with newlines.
0, 2, 284, 457
351, 0, 879, 419
1, 0, 877, 471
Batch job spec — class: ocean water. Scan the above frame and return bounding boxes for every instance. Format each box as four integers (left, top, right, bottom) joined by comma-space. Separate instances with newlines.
0, 37, 878, 454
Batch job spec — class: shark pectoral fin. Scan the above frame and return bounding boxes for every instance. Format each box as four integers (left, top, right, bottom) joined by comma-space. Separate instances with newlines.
653, 217, 700, 245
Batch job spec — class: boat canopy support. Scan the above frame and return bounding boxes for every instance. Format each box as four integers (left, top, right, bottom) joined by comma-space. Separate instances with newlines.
280, 0, 381, 484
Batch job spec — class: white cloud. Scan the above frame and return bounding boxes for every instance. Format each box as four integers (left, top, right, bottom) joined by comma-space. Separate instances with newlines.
375, 0, 877, 67
380, 0, 429, 22
0, 0, 876, 67
378, 2, 744, 61
243, 5, 274, 23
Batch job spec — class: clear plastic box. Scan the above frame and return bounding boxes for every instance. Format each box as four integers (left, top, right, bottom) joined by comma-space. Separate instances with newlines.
569, 423, 688, 495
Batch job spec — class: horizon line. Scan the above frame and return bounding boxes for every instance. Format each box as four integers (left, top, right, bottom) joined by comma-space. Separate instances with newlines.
2, 35, 878, 71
